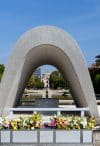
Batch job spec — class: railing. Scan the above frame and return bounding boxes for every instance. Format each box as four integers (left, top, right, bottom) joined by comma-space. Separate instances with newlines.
9, 107, 89, 117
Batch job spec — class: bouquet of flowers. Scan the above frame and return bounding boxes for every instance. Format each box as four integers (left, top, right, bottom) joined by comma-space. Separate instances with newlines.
0, 114, 96, 130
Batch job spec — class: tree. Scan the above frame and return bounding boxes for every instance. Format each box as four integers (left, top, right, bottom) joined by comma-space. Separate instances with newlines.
95, 55, 100, 65
49, 70, 67, 89
27, 75, 44, 89
94, 74, 100, 93
0, 64, 5, 82
89, 55, 100, 94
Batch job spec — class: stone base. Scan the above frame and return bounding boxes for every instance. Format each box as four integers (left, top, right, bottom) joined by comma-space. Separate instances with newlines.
0, 144, 93, 146
93, 130, 100, 146
0, 130, 93, 145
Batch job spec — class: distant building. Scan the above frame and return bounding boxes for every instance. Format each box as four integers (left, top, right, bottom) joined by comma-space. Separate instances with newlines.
41, 73, 51, 88
33, 68, 41, 78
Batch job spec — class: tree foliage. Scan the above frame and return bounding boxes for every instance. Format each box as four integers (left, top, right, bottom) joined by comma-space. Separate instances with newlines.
95, 55, 100, 65
49, 70, 67, 89
27, 75, 44, 89
0, 64, 5, 82
89, 55, 100, 94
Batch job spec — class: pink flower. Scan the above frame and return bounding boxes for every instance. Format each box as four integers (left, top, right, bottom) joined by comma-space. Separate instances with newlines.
40, 123, 45, 129
48, 121, 56, 127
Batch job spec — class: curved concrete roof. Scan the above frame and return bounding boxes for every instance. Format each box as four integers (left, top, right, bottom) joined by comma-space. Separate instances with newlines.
0, 25, 99, 119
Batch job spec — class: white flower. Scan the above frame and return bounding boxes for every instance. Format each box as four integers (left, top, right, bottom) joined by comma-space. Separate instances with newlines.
31, 126, 34, 130
74, 121, 77, 125
0, 117, 3, 124
80, 117, 87, 128
23, 122, 27, 127
83, 117, 87, 128
30, 120, 33, 124
67, 117, 72, 122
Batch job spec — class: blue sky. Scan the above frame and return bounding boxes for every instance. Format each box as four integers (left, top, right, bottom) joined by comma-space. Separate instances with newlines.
0, 0, 100, 73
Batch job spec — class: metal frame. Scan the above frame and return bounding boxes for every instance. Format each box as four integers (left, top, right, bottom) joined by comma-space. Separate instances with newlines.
9, 107, 89, 117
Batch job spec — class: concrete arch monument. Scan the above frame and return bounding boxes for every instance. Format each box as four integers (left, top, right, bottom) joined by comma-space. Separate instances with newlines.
0, 26, 99, 118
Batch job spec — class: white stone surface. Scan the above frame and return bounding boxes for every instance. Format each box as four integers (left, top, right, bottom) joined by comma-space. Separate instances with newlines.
56, 131, 80, 143
40, 131, 53, 143
1, 131, 10, 143
0, 130, 94, 145
0, 144, 93, 146
12, 131, 37, 143
83, 131, 93, 143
